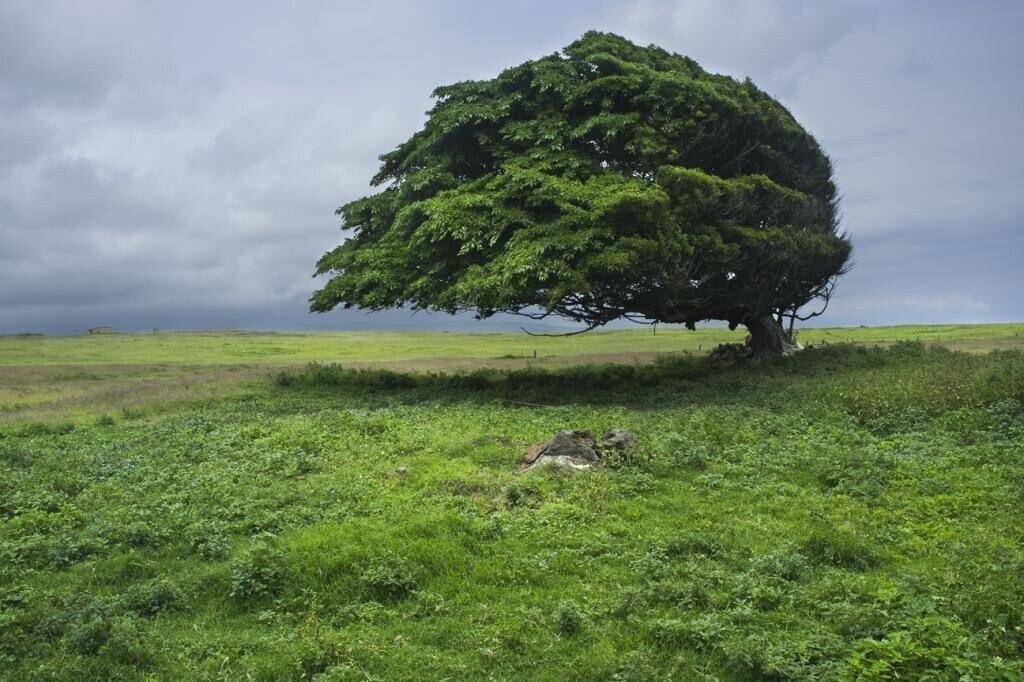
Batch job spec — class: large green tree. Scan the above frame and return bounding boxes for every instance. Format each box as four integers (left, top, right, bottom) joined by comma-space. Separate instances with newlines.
312, 32, 851, 356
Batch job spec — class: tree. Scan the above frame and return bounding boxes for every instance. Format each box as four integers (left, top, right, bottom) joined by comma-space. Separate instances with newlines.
312, 32, 852, 356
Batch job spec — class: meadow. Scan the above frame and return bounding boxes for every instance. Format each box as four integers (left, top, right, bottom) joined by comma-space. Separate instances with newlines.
1, 325, 1023, 680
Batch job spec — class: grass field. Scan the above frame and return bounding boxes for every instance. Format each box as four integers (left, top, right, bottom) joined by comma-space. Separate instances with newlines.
3, 324, 1022, 424
4, 324, 1023, 366
1, 325, 1023, 679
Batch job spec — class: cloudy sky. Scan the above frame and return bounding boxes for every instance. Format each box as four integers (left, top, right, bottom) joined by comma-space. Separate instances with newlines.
2, 0, 1021, 334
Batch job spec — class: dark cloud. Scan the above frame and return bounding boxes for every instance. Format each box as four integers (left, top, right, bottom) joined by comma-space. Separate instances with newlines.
0, 112, 53, 169
610, 0, 878, 92
0, 1, 1021, 334
830, 218, 1024, 325
0, 1, 134, 109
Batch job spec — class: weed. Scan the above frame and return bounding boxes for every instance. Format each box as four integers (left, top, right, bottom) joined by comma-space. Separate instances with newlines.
230, 541, 286, 602
803, 527, 881, 570
119, 521, 168, 549
555, 600, 584, 636
2, 336, 1023, 679
359, 555, 419, 601
190, 524, 232, 560
121, 579, 186, 618
749, 546, 811, 582
16, 421, 76, 437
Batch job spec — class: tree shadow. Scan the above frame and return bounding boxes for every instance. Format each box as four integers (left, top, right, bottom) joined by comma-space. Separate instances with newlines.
272, 343, 911, 410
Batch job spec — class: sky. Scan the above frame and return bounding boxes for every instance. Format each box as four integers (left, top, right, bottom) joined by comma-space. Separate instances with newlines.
2, 0, 1022, 334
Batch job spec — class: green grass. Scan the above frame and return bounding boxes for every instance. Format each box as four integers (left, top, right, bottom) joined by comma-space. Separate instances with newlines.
3, 325, 1021, 424
1, 327, 1023, 679
3, 324, 1023, 366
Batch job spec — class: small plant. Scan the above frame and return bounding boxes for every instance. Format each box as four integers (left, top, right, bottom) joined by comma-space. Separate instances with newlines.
120, 521, 167, 549
803, 527, 881, 571
49, 534, 103, 568
603, 442, 651, 470
673, 446, 709, 470
192, 529, 231, 560
630, 542, 671, 581
503, 481, 541, 508
749, 547, 811, 582
842, 614, 997, 679
121, 407, 144, 420
611, 651, 661, 681
359, 554, 419, 601
122, 579, 185, 618
102, 617, 155, 668
665, 530, 725, 559
63, 598, 113, 655
18, 421, 75, 437
230, 542, 286, 602
646, 617, 692, 647
555, 600, 584, 636
658, 432, 710, 470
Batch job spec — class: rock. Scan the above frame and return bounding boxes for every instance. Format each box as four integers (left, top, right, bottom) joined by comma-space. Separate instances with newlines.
543, 430, 601, 462
601, 429, 636, 453
395, 466, 409, 475
538, 455, 598, 471
521, 444, 546, 466
522, 429, 637, 471
521, 429, 599, 470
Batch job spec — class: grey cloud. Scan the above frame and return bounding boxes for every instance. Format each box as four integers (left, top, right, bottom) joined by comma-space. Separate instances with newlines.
105, 78, 225, 127
192, 114, 291, 177
1, 157, 173, 238
0, 111, 54, 169
0, 1, 1021, 334
0, 1, 136, 109
829, 218, 1024, 325
611, 0, 878, 88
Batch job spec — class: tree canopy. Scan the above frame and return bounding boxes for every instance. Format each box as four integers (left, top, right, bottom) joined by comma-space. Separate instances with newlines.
312, 31, 851, 354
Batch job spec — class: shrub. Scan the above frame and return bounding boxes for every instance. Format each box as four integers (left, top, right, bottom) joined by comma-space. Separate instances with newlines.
842, 615, 1002, 680
665, 530, 725, 559
62, 598, 113, 655
555, 600, 584, 636
49, 534, 104, 568
603, 440, 652, 471
191, 526, 231, 560
749, 547, 811, 582
230, 542, 286, 602
17, 421, 76, 437
611, 651, 662, 681
503, 481, 542, 509
803, 528, 881, 571
122, 579, 185, 618
359, 555, 419, 601
816, 448, 896, 499
119, 521, 167, 549
102, 617, 154, 668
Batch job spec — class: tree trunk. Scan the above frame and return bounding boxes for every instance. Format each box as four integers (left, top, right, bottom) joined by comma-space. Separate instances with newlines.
744, 313, 800, 358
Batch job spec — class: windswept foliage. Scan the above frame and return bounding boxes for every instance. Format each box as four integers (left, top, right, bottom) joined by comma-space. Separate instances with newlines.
313, 32, 851, 350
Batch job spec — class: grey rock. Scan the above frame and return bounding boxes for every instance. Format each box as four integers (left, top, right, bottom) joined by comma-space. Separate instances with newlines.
522, 429, 637, 471
531, 455, 597, 471
543, 430, 600, 462
601, 429, 637, 453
